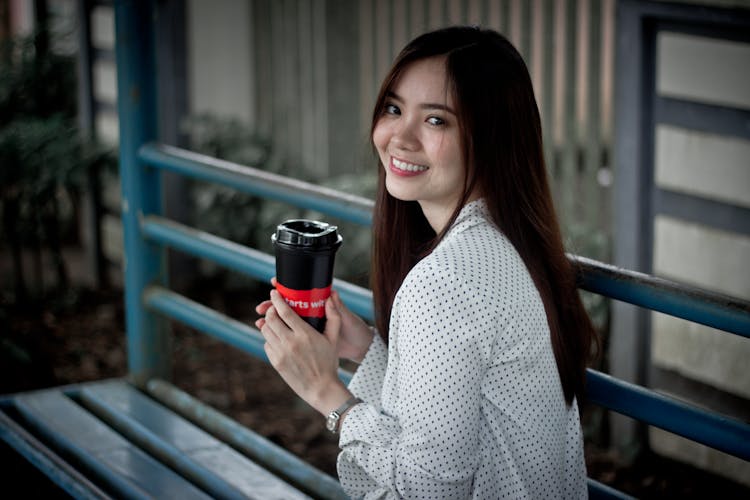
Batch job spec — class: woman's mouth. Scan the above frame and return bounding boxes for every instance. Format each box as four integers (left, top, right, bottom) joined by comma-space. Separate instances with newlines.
389, 157, 429, 177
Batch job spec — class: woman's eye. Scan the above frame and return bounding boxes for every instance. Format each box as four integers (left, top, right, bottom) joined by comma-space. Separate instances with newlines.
427, 116, 445, 126
384, 104, 400, 115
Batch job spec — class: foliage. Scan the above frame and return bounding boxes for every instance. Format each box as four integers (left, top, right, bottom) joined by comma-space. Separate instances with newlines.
565, 221, 611, 337
183, 114, 377, 288
300, 172, 377, 288
0, 30, 115, 299
0, 33, 77, 121
182, 113, 276, 250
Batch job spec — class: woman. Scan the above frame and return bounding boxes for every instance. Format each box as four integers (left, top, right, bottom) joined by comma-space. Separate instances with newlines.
256, 26, 598, 499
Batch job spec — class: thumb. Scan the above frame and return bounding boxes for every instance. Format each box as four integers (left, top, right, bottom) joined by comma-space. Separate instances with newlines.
329, 290, 347, 312
331, 290, 348, 316
323, 296, 342, 345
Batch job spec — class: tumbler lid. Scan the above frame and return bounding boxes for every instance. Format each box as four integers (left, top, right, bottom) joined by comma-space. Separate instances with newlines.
272, 219, 342, 249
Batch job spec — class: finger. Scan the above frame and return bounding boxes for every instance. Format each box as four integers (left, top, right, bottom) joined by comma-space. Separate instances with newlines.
269, 290, 307, 332
263, 341, 279, 366
333, 289, 350, 312
264, 305, 297, 344
254, 318, 266, 330
271, 276, 278, 287
264, 305, 283, 330
259, 319, 281, 345
255, 300, 272, 315
332, 290, 344, 310
323, 296, 341, 345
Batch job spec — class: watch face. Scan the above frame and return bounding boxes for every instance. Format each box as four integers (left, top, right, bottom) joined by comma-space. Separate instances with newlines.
326, 414, 338, 432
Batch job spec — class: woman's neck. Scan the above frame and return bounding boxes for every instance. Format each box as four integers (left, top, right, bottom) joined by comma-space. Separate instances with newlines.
419, 192, 481, 233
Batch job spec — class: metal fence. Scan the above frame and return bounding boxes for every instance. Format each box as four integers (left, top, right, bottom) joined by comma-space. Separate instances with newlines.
133, 143, 750, 499
251, 0, 615, 243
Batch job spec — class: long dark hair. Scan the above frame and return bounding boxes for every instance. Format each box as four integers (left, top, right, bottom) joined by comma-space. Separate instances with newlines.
370, 26, 598, 405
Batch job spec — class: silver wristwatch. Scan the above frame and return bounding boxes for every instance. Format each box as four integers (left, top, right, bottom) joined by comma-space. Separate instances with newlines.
326, 396, 363, 434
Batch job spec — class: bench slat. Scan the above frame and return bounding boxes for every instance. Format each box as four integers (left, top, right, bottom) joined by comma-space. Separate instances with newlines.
145, 378, 348, 499
0, 409, 110, 499
13, 388, 211, 499
80, 380, 310, 499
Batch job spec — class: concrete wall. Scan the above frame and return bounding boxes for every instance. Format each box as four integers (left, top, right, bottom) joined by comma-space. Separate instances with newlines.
649, 30, 750, 486
187, 0, 254, 126
184, 0, 363, 178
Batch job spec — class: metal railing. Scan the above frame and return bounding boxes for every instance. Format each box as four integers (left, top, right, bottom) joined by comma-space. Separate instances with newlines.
128, 143, 750, 499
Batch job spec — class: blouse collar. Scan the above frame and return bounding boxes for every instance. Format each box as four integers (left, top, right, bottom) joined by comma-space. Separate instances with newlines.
445, 198, 491, 238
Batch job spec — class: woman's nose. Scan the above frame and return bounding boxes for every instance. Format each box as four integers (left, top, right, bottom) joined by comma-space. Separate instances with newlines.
391, 120, 419, 151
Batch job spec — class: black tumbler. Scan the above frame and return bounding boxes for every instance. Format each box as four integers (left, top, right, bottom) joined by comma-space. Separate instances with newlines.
271, 219, 343, 332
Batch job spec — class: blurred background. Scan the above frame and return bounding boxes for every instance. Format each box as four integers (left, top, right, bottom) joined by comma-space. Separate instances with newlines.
1, 0, 748, 497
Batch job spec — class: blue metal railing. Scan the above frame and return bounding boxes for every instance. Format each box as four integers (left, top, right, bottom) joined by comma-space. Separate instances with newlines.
115, 0, 169, 383
139, 143, 374, 226
573, 255, 750, 338
133, 146, 750, 499
126, 142, 750, 500
113, 2, 749, 498
133, 142, 750, 461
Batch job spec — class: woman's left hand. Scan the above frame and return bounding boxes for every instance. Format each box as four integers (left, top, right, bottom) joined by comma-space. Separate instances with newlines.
255, 290, 352, 416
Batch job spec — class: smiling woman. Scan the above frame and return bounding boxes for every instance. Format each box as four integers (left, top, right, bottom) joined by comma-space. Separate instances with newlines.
256, 26, 599, 499
373, 56, 475, 233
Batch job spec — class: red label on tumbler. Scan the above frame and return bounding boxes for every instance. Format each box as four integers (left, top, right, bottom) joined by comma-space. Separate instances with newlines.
275, 283, 332, 318
272, 219, 342, 332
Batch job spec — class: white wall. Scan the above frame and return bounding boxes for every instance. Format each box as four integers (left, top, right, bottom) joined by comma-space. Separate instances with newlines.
187, 0, 254, 126
655, 125, 750, 209
650, 30, 750, 486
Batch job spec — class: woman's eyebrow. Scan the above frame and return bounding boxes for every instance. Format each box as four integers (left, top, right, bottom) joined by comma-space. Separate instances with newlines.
386, 91, 456, 115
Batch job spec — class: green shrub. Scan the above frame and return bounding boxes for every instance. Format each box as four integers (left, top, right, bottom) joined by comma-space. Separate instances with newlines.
0, 30, 114, 299
182, 114, 377, 289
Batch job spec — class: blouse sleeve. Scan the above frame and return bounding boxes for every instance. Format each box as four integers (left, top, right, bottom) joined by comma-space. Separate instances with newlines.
338, 263, 494, 499
347, 332, 388, 408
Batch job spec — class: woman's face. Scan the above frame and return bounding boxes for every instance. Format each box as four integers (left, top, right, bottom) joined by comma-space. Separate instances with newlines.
373, 57, 472, 231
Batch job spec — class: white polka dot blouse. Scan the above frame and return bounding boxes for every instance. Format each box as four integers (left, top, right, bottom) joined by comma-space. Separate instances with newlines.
337, 198, 588, 499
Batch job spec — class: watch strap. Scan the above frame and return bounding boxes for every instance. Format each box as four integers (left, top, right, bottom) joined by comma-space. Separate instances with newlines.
327, 396, 362, 433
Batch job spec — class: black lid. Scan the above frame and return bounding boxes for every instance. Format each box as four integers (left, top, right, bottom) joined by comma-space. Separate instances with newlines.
272, 219, 342, 249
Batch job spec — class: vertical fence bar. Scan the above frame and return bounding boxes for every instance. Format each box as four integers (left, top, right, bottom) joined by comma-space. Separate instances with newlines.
298, 0, 314, 174
488, 0, 501, 30
586, 0, 603, 233
409, 0, 425, 37
542, 0, 556, 179
270, 0, 284, 155
520, 0, 532, 66
253, 0, 273, 140
562, 0, 579, 229
500, 0, 510, 36
376, 0, 392, 81
467, 0, 482, 25
114, 0, 170, 382
393, 0, 409, 61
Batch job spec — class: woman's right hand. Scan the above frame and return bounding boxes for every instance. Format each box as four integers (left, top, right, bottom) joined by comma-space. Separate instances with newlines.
328, 289, 374, 363
256, 279, 374, 363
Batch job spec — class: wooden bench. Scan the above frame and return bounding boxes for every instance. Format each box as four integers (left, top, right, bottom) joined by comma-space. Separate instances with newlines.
1, 380, 319, 499
1, 2, 748, 498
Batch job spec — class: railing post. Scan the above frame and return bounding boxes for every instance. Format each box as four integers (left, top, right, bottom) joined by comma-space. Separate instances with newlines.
114, 0, 170, 382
